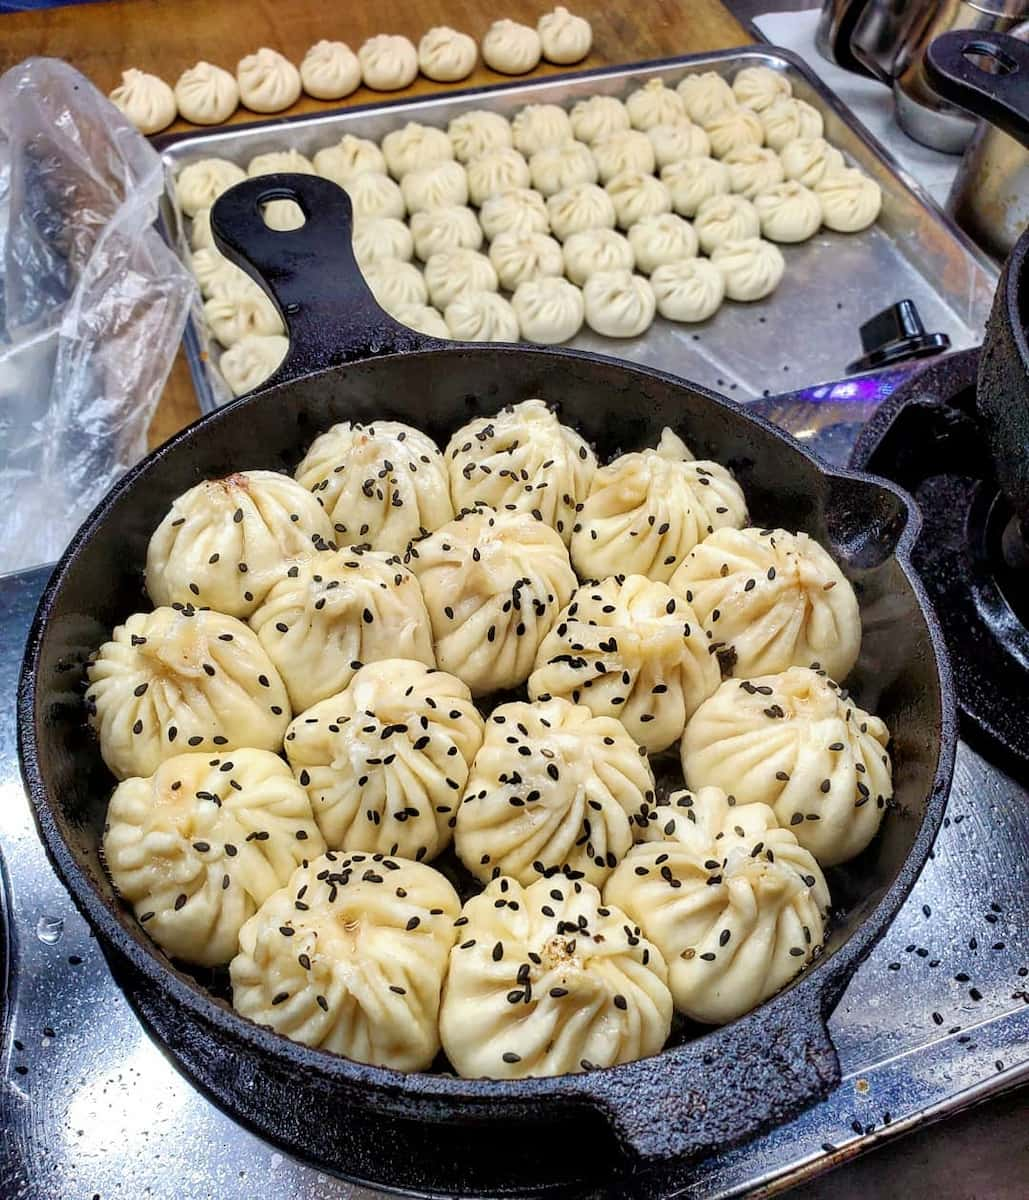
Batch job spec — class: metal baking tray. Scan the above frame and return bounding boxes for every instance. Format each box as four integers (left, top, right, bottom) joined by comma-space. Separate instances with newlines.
155, 47, 999, 414
3, 566, 1028, 1199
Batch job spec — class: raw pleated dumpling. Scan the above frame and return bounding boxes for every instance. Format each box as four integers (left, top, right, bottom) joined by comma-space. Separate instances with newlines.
466, 148, 532, 206
488, 231, 564, 291
779, 136, 844, 189
562, 228, 635, 286
582, 269, 656, 337
512, 277, 585, 344
761, 98, 823, 152
418, 26, 477, 83
237, 47, 301, 113
219, 334, 290, 397
628, 213, 698, 274
86, 606, 291, 780
529, 574, 720, 752
352, 216, 414, 267
651, 258, 725, 323
591, 130, 656, 184
104, 749, 325, 966
479, 188, 550, 240
358, 34, 419, 92
511, 104, 573, 157
661, 156, 730, 218
294, 420, 454, 554
248, 547, 435, 713
705, 106, 764, 157
346, 172, 406, 221
669, 526, 861, 680
362, 259, 428, 311
681, 666, 893, 866
605, 784, 830, 1024
815, 167, 882, 233
444, 292, 519, 342
753, 181, 822, 244
605, 171, 672, 229
455, 697, 655, 886
407, 506, 576, 695
300, 39, 361, 100
313, 134, 387, 185
410, 205, 483, 259
392, 303, 451, 339
202, 275, 285, 348
145, 470, 335, 618
175, 61, 239, 125
625, 78, 687, 131
284, 659, 484, 860
529, 141, 598, 197
693, 193, 760, 254
383, 121, 455, 179
722, 144, 784, 199
230, 853, 460, 1069
546, 183, 616, 241
647, 120, 710, 168
439, 875, 672, 1078
569, 95, 630, 145
109, 68, 177, 134
247, 148, 316, 178
732, 65, 791, 112
571, 428, 748, 584
676, 71, 736, 127
481, 19, 542, 76
448, 110, 513, 163
445, 399, 596, 544
424, 248, 498, 311
401, 160, 469, 214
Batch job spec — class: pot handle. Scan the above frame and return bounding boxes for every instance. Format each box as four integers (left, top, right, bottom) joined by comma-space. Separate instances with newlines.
925, 30, 1029, 149
209, 173, 445, 385
570, 987, 839, 1164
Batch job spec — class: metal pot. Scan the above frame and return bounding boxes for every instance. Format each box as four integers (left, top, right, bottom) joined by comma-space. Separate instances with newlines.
17, 173, 957, 1197
817, 0, 1026, 152
926, 27, 1029, 259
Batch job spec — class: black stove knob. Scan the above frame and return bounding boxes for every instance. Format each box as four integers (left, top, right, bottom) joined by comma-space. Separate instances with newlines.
846, 299, 950, 375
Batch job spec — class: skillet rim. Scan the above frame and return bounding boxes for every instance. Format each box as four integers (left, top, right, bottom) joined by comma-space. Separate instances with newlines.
17, 340, 957, 1110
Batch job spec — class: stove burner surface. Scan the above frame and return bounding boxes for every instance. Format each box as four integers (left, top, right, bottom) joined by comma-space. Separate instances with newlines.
852, 349, 1029, 777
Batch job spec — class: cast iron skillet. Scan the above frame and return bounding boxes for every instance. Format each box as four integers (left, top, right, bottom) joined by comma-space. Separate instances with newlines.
18, 175, 956, 1198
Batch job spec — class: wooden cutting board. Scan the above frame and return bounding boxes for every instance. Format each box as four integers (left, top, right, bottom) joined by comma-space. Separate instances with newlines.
0, 0, 751, 448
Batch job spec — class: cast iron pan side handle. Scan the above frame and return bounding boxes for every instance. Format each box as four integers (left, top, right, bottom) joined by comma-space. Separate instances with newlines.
567, 988, 839, 1164
925, 31, 1029, 148
210, 173, 445, 385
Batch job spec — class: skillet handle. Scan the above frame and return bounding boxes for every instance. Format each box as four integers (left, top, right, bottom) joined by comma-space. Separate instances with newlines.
209, 173, 445, 386
925, 31, 1029, 149
571, 987, 839, 1165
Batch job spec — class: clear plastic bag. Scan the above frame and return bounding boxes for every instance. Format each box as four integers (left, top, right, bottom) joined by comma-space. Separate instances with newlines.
0, 58, 195, 574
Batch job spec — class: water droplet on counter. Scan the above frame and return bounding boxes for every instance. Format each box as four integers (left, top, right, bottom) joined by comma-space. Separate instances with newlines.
36, 915, 64, 944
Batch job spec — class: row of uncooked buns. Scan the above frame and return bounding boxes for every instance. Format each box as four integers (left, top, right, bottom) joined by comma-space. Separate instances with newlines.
90, 403, 888, 1075
108, 9, 591, 134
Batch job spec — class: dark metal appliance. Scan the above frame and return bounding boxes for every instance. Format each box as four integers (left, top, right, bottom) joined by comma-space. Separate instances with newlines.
853, 220, 1029, 777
